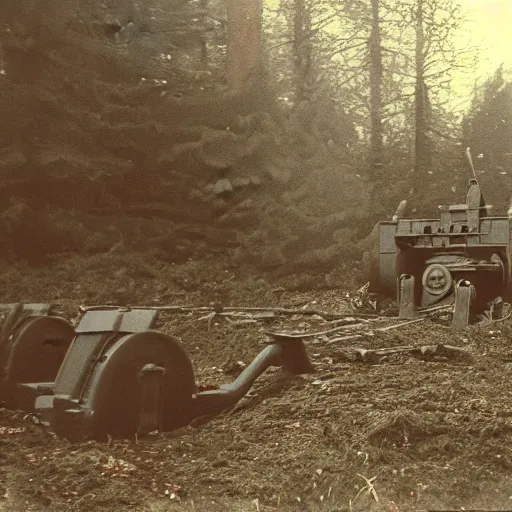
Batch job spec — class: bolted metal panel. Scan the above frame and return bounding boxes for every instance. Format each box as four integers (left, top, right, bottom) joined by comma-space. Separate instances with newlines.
378, 253, 398, 294
379, 222, 398, 253
396, 219, 438, 236
479, 218, 509, 245
76, 309, 158, 334
398, 274, 416, 318
52, 333, 108, 397
452, 281, 476, 328
75, 310, 121, 333
119, 310, 158, 333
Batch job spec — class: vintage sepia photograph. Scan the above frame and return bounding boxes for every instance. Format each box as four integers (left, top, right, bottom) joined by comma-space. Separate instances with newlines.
0, 1, 511, 510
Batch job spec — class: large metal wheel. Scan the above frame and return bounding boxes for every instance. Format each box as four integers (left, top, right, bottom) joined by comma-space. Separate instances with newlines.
81, 331, 197, 439
3, 316, 75, 384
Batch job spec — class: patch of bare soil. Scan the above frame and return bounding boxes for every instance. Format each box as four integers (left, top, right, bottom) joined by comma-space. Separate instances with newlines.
2, 256, 512, 512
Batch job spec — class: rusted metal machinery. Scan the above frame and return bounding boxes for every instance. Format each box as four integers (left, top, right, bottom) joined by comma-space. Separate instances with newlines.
0, 303, 75, 410
2, 306, 313, 441
370, 154, 511, 326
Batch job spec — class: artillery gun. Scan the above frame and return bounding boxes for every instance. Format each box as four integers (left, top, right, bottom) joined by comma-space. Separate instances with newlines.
369, 150, 511, 326
0, 305, 313, 441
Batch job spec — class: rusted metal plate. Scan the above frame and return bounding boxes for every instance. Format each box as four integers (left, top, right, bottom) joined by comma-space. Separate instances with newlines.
452, 281, 475, 328
118, 309, 158, 333
52, 333, 106, 396
398, 274, 416, 318
379, 222, 398, 253
75, 309, 158, 333
479, 218, 509, 244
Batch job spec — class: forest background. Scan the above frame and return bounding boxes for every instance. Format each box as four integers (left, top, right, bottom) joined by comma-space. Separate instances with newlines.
0, 0, 510, 286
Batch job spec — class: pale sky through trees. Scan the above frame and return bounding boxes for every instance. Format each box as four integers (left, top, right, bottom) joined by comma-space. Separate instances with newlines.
264, 0, 511, 100
466, 0, 512, 73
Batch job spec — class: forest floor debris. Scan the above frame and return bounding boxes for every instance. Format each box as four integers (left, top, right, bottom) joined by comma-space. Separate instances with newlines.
2, 256, 512, 511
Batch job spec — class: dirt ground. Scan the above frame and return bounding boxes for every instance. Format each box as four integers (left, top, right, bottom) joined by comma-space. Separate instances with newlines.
2, 257, 512, 512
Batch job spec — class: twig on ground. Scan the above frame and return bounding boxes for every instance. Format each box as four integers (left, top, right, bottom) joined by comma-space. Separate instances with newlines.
354, 474, 379, 503
197, 311, 216, 331
494, 311, 512, 323
326, 334, 365, 345
224, 317, 259, 326
325, 318, 426, 344
375, 317, 426, 332
419, 304, 453, 314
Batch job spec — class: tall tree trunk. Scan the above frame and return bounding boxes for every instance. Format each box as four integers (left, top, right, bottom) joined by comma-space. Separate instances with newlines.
226, 0, 264, 93
292, 0, 312, 102
200, 0, 208, 68
414, 0, 430, 191
369, 0, 384, 195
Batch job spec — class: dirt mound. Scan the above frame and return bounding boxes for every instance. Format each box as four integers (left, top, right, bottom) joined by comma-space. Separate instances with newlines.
360, 410, 444, 446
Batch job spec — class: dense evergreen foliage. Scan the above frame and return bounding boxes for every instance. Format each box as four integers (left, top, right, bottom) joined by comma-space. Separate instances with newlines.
0, 1, 509, 268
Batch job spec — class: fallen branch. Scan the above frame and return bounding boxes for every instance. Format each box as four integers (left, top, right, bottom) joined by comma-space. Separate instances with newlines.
325, 318, 427, 344
418, 303, 454, 314
224, 317, 259, 326
265, 322, 368, 340
375, 317, 426, 332
493, 310, 512, 323
478, 302, 512, 324
346, 343, 473, 362
198, 310, 275, 330
222, 311, 276, 320
78, 303, 388, 320
269, 317, 432, 344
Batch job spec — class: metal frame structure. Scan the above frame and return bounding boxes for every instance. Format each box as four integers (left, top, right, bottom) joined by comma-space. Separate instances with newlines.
372, 179, 511, 326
